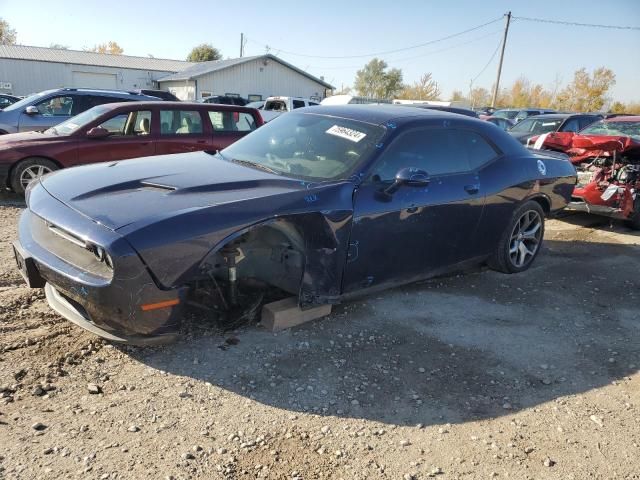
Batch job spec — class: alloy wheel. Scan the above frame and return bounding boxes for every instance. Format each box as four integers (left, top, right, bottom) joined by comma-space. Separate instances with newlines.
20, 164, 52, 189
508, 210, 542, 268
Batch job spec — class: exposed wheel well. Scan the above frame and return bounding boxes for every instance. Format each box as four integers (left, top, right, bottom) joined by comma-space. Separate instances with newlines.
199, 220, 306, 296
529, 195, 551, 215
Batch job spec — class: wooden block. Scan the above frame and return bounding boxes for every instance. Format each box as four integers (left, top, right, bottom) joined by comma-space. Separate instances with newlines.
260, 297, 332, 332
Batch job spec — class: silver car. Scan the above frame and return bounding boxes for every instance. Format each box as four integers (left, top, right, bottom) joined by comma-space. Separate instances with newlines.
0, 88, 159, 134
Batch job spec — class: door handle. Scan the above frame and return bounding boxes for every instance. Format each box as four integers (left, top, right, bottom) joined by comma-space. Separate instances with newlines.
464, 184, 480, 195
196, 140, 206, 144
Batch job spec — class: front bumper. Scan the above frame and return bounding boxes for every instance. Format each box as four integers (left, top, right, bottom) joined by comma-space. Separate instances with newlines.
567, 200, 628, 220
14, 182, 185, 343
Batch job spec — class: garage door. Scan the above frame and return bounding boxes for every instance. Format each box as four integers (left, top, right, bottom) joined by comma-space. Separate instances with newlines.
72, 71, 118, 89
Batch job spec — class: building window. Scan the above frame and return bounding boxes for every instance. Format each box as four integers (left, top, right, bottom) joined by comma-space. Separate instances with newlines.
200, 91, 212, 99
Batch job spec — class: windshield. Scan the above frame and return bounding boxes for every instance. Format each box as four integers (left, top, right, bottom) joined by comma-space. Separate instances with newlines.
492, 110, 519, 119
510, 118, 563, 134
45, 105, 111, 135
264, 100, 287, 112
1, 90, 54, 112
579, 120, 640, 140
220, 112, 385, 181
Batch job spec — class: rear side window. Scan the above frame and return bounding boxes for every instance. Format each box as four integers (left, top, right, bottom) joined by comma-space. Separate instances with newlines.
371, 128, 497, 181
292, 100, 306, 109
209, 111, 257, 132
579, 116, 599, 130
160, 110, 203, 135
86, 95, 131, 109
560, 118, 580, 132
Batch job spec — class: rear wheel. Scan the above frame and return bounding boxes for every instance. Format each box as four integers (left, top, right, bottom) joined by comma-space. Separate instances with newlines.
10, 157, 59, 194
489, 201, 545, 273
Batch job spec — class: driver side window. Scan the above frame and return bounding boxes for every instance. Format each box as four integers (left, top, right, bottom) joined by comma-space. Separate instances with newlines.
36, 96, 75, 116
370, 128, 497, 182
98, 110, 152, 136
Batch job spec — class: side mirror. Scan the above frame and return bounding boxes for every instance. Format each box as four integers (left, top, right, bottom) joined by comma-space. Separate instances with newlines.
25, 105, 39, 115
86, 126, 110, 139
383, 167, 430, 196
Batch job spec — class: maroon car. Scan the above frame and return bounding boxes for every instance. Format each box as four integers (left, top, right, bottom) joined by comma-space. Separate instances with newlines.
0, 101, 264, 193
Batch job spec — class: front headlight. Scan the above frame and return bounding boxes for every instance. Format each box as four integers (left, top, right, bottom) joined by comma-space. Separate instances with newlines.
90, 244, 113, 269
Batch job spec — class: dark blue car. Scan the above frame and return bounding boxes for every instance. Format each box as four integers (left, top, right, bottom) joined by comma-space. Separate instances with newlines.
13, 105, 577, 344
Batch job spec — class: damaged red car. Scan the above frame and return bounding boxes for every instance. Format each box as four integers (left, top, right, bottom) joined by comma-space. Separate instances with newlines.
532, 116, 640, 229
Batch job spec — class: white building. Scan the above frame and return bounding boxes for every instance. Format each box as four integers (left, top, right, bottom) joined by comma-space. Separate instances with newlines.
0, 45, 192, 95
0, 46, 334, 102
157, 54, 334, 101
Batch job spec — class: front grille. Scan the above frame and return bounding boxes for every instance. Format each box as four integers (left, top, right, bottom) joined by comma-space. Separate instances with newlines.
30, 214, 113, 280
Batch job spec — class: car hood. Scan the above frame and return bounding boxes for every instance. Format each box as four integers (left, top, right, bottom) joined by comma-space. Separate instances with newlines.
39, 151, 318, 231
0, 130, 58, 147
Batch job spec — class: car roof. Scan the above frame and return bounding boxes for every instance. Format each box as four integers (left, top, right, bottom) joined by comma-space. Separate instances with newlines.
304, 104, 463, 126
604, 115, 640, 122
96, 101, 259, 112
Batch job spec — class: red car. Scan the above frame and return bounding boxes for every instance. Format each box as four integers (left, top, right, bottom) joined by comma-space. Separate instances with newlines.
0, 101, 264, 193
531, 116, 640, 229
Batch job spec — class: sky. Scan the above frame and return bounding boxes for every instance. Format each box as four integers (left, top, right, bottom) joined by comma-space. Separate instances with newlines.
1, 0, 639, 102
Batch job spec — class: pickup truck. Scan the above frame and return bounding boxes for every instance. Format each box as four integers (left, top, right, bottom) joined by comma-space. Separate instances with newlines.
260, 96, 320, 122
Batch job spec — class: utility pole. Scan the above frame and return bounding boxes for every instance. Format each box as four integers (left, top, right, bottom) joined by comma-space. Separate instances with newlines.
491, 11, 511, 108
240, 33, 244, 57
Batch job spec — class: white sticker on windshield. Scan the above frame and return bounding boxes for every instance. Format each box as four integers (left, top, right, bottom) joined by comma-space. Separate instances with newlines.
326, 125, 367, 143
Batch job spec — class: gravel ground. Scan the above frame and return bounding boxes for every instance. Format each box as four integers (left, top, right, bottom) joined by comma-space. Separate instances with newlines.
0, 192, 639, 480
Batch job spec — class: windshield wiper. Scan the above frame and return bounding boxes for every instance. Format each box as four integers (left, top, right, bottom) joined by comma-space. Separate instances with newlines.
231, 158, 280, 175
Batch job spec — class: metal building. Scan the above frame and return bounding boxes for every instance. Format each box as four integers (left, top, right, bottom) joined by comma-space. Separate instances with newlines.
0, 46, 334, 102
0, 45, 193, 95
157, 54, 334, 101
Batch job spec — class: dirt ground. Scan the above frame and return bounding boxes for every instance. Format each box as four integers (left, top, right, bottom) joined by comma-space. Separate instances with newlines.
0, 193, 638, 480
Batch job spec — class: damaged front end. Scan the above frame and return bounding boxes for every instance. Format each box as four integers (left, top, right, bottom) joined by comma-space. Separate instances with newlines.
535, 132, 640, 227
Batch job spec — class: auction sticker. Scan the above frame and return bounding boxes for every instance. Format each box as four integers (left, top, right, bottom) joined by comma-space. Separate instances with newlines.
326, 125, 367, 142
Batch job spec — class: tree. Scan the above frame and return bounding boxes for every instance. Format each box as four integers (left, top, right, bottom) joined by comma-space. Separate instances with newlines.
89, 41, 124, 55
397, 73, 440, 101
187, 44, 222, 62
450, 90, 465, 102
610, 101, 640, 114
0, 18, 17, 45
555, 67, 616, 112
469, 87, 491, 108
49, 43, 69, 50
354, 58, 403, 99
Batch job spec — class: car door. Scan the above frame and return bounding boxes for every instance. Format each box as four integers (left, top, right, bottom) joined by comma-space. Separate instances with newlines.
155, 108, 209, 155
18, 94, 82, 132
207, 109, 259, 151
342, 127, 489, 293
72, 108, 155, 166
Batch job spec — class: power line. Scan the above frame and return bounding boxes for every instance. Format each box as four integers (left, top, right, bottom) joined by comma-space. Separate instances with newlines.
512, 16, 640, 30
245, 16, 503, 59
471, 35, 503, 84
288, 29, 502, 71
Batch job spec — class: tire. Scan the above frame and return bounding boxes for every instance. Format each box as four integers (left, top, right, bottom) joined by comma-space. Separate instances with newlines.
489, 200, 545, 274
624, 198, 640, 230
10, 157, 59, 194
